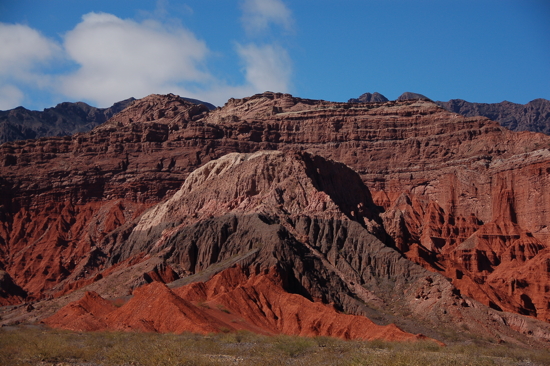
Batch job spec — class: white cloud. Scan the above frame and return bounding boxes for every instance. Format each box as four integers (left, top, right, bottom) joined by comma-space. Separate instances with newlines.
241, 0, 293, 34
0, 23, 60, 109
60, 12, 293, 107
0, 23, 60, 80
0, 85, 24, 110
192, 42, 293, 107
0, 6, 295, 110
60, 12, 210, 107
236, 43, 291, 93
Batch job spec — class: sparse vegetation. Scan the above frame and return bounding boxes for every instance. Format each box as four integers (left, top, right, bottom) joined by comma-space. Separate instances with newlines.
0, 325, 549, 366
216, 304, 231, 314
197, 301, 210, 309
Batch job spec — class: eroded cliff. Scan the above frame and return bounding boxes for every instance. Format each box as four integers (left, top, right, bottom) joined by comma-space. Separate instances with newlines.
2, 92, 550, 345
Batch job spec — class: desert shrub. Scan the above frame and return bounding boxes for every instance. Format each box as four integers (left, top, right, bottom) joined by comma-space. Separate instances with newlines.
273, 334, 317, 358
1, 326, 549, 366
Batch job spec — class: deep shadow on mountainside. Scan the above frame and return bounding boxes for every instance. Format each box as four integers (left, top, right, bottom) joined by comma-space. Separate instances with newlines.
1, 92, 550, 347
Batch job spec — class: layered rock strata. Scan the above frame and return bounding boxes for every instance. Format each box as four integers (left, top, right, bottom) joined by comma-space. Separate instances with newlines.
1, 92, 550, 342
41, 151, 550, 344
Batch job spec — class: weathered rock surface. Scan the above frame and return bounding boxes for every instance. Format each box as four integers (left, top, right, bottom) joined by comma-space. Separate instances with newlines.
0, 94, 216, 299
2, 92, 550, 345
37, 150, 550, 345
42, 290, 117, 331
44, 265, 432, 342
436, 98, 550, 134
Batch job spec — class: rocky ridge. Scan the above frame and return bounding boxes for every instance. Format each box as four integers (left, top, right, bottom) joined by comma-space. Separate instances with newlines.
0, 98, 135, 144
39, 151, 550, 344
350, 92, 550, 134
348, 92, 389, 103
0, 95, 216, 144
1, 92, 550, 345
436, 98, 550, 134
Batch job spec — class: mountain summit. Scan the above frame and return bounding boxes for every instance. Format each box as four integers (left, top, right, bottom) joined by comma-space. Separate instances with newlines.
348, 92, 389, 103
1, 92, 550, 346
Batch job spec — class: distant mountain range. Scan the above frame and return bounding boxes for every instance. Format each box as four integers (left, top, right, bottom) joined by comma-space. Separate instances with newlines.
0, 97, 216, 144
1, 92, 549, 145
349, 92, 550, 135
0, 98, 136, 144
435, 98, 550, 135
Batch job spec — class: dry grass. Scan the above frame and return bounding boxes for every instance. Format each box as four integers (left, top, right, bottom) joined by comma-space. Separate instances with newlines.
0, 325, 549, 365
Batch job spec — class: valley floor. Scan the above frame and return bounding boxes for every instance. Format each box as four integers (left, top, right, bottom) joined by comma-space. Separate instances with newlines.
1, 325, 549, 366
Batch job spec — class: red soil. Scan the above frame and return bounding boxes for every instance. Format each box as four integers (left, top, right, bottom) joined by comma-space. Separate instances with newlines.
43, 266, 434, 343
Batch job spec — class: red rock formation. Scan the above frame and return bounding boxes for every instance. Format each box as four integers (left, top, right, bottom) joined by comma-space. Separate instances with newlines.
3, 92, 550, 344
42, 291, 116, 332
40, 150, 550, 345
377, 170, 550, 322
44, 265, 431, 342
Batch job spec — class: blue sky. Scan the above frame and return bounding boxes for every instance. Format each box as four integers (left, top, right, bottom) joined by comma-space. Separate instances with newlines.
0, 0, 549, 110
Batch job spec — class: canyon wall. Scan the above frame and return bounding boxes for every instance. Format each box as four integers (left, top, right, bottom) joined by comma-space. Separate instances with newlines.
1, 92, 550, 344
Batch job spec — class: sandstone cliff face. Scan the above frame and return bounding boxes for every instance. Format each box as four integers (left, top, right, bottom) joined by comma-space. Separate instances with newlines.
204, 93, 550, 323
34, 151, 550, 345
0, 94, 214, 299
349, 94, 550, 134
2, 92, 550, 344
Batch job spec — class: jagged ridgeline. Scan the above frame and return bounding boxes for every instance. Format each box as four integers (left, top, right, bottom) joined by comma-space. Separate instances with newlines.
1, 92, 550, 346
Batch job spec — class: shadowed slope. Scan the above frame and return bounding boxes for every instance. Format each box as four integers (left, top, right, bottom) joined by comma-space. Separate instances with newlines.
3, 93, 550, 345
40, 151, 550, 345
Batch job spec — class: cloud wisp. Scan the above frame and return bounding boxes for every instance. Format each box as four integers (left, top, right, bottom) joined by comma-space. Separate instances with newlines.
240, 0, 294, 35
236, 43, 291, 93
0, 23, 60, 109
231, 0, 294, 101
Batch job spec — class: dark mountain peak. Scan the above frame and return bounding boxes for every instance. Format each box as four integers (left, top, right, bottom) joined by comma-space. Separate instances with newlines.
0, 95, 214, 144
348, 92, 389, 103
109, 97, 136, 108
54, 101, 92, 109
527, 98, 550, 106
396, 92, 431, 101
180, 97, 216, 111
436, 98, 550, 134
